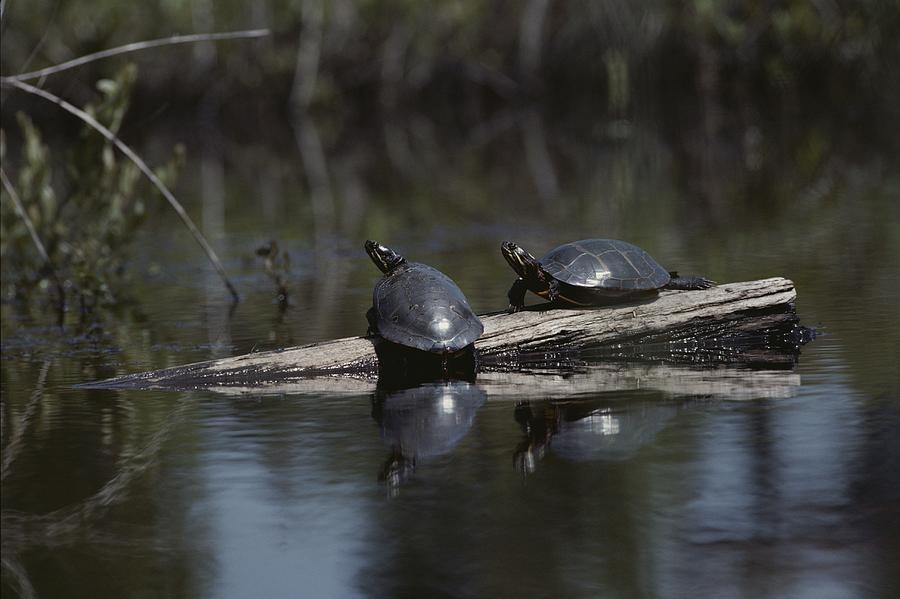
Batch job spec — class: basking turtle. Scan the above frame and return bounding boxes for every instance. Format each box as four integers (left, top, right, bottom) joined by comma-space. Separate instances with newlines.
501, 238, 714, 312
365, 240, 483, 353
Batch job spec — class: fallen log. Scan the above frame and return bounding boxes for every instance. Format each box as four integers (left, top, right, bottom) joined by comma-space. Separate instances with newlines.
86, 277, 808, 390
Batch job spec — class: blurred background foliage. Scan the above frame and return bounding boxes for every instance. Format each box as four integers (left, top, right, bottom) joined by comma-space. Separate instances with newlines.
1, 65, 183, 319
2, 0, 898, 133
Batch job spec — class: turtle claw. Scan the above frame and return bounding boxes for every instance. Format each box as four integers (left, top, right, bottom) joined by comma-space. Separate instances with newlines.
507, 304, 523, 314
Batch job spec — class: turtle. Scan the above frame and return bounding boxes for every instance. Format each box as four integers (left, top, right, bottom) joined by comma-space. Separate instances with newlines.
501, 238, 715, 312
365, 240, 484, 353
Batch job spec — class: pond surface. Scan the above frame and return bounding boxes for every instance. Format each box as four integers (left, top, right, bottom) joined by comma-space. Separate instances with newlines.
2, 109, 899, 598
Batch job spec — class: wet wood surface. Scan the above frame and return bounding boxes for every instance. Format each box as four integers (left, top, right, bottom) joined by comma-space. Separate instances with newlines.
86, 277, 802, 390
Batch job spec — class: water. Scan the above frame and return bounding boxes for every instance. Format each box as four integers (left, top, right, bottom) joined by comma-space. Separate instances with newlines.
2, 110, 899, 598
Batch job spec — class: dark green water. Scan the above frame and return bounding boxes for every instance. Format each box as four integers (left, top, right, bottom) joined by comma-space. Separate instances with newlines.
2, 111, 899, 598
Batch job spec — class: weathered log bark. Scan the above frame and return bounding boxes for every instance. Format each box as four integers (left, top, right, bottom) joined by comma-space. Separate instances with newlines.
88, 277, 805, 390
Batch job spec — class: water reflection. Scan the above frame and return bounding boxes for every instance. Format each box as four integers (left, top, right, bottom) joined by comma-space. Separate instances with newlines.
1, 387, 192, 598
2, 354, 895, 598
372, 381, 486, 492
478, 362, 801, 402
174, 360, 802, 404
513, 396, 677, 474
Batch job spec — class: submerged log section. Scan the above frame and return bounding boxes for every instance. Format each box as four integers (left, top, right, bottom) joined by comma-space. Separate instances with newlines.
93, 277, 798, 389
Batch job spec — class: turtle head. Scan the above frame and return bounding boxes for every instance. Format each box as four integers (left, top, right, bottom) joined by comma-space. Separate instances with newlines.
366, 240, 406, 273
501, 241, 541, 280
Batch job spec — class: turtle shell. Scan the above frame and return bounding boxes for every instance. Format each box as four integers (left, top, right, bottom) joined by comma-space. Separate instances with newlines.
372, 262, 483, 353
540, 239, 670, 291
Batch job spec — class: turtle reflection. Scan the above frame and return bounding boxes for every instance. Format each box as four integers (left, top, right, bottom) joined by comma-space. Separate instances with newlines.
513, 397, 678, 474
372, 381, 486, 491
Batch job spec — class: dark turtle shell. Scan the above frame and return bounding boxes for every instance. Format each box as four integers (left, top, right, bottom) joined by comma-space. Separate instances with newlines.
540, 239, 670, 291
372, 262, 483, 353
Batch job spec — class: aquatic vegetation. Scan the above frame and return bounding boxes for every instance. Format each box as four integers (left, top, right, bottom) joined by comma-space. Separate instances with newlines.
256, 240, 292, 309
1, 65, 184, 320
0, 21, 271, 324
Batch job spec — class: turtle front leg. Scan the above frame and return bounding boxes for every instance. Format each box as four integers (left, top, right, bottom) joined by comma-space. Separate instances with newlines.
547, 278, 561, 303
366, 306, 379, 336
507, 278, 528, 313
665, 271, 716, 290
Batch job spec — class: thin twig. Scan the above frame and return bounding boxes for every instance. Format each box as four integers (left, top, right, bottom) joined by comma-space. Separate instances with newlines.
4, 29, 270, 82
2, 79, 240, 301
0, 167, 67, 314
15, 0, 61, 77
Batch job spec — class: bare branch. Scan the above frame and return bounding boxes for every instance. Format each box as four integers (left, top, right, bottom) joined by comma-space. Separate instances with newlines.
6, 29, 270, 82
2, 78, 240, 301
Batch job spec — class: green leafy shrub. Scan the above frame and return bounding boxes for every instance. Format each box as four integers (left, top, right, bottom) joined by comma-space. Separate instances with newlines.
0, 64, 184, 319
